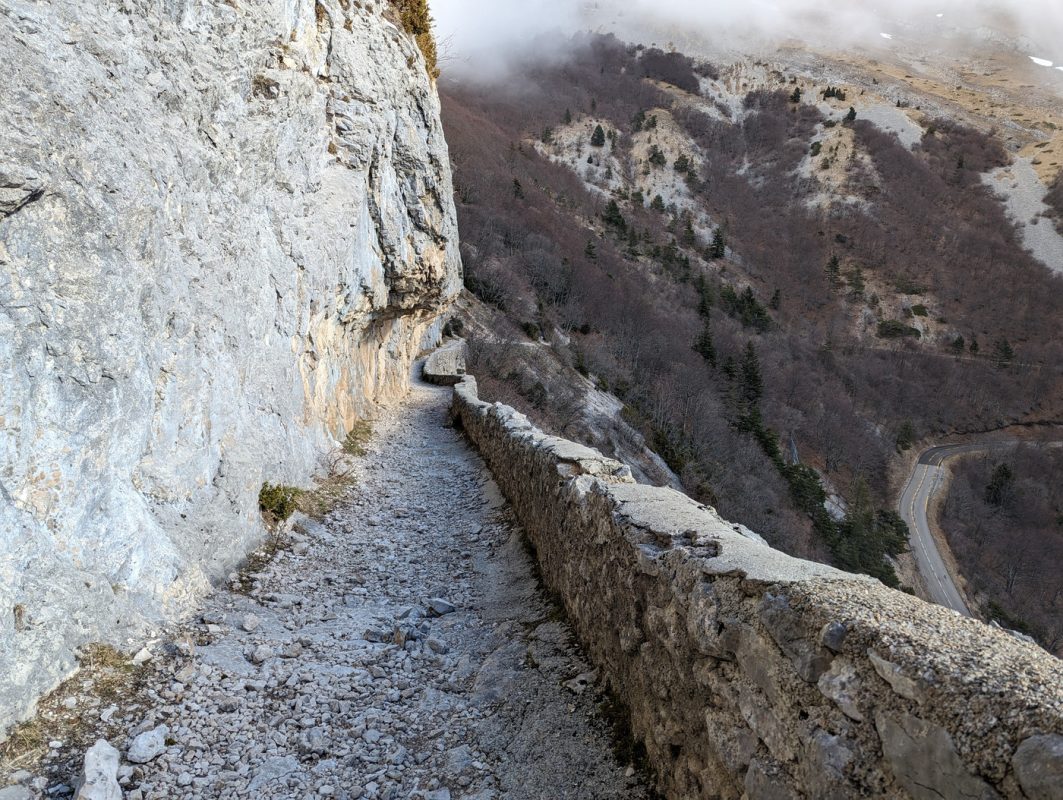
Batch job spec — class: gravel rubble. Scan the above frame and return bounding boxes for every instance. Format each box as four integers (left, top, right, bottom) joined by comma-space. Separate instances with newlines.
21, 373, 651, 800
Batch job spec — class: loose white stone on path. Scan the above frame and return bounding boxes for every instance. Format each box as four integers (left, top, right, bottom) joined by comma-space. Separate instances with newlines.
125, 727, 168, 765
427, 598, 457, 616
74, 740, 121, 800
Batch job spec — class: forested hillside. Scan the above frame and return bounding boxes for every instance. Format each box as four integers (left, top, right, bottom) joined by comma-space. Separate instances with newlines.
943, 447, 1063, 653
1047, 173, 1063, 233
439, 33, 1063, 589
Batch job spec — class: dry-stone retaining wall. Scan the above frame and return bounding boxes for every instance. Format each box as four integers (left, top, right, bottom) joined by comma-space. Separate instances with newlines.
423, 339, 467, 386
451, 375, 1063, 799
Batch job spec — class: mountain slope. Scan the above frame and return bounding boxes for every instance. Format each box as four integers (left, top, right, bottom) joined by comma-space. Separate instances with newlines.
439, 33, 1063, 600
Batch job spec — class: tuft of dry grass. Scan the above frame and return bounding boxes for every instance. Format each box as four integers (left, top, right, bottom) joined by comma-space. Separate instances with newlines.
296, 423, 372, 519
343, 420, 373, 457
240, 420, 372, 589
1, 643, 150, 775
79, 644, 137, 704
233, 528, 291, 595
0, 718, 47, 767
78, 643, 128, 671
296, 474, 356, 520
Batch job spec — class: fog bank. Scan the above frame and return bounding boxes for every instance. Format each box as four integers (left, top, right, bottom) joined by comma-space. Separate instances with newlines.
433, 0, 1063, 78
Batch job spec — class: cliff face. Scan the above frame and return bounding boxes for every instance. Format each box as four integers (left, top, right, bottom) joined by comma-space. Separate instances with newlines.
0, 0, 461, 730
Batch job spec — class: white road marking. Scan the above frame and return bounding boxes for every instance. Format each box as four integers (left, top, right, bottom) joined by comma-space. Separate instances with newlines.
899, 451, 970, 616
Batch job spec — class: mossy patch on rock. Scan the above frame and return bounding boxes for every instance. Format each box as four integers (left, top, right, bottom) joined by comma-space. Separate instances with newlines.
259, 483, 303, 521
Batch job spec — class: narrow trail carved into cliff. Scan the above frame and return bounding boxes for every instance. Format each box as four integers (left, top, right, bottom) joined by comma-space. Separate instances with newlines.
71, 373, 649, 800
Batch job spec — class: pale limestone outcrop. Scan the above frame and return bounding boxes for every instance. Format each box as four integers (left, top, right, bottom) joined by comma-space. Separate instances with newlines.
450, 375, 1063, 799
0, 0, 460, 731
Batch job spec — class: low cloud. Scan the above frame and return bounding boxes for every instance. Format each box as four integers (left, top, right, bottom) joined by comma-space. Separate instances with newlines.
431, 0, 580, 77
432, 0, 1063, 80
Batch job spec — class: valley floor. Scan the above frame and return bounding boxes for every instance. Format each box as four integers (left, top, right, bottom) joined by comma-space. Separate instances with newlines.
16, 372, 649, 800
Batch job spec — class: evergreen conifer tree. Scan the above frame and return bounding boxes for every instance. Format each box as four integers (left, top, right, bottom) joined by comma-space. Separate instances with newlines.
722, 355, 737, 380
992, 338, 1015, 368
740, 342, 763, 410
682, 217, 697, 247
696, 279, 714, 318
985, 464, 1014, 507
694, 318, 717, 367
895, 420, 916, 452
603, 199, 626, 231
826, 255, 841, 289
847, 265, 865, 295
711, 228, 726, 259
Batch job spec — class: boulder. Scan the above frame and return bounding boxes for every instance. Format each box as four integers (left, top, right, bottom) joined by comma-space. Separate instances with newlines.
126, 726, 169, 764
1012, 734, 1063, 800
75, 740, 121, 800
876, 713, 999, 800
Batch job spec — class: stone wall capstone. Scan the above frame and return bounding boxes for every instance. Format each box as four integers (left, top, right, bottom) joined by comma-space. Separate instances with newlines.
423, 339, 468, 386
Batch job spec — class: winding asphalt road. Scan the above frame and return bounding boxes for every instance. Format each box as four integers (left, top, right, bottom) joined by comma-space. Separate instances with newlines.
898, 442, 1022, 617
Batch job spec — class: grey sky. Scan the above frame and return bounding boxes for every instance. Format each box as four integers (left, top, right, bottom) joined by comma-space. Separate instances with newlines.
432, 0, 1063, 77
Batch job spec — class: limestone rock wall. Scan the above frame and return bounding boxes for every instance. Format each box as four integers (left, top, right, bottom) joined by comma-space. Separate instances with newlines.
0, 0, 460, 731
452, 376, 1063, 799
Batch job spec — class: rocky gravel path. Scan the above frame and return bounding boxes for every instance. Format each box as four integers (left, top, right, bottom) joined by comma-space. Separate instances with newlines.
51, 370, 651, 800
